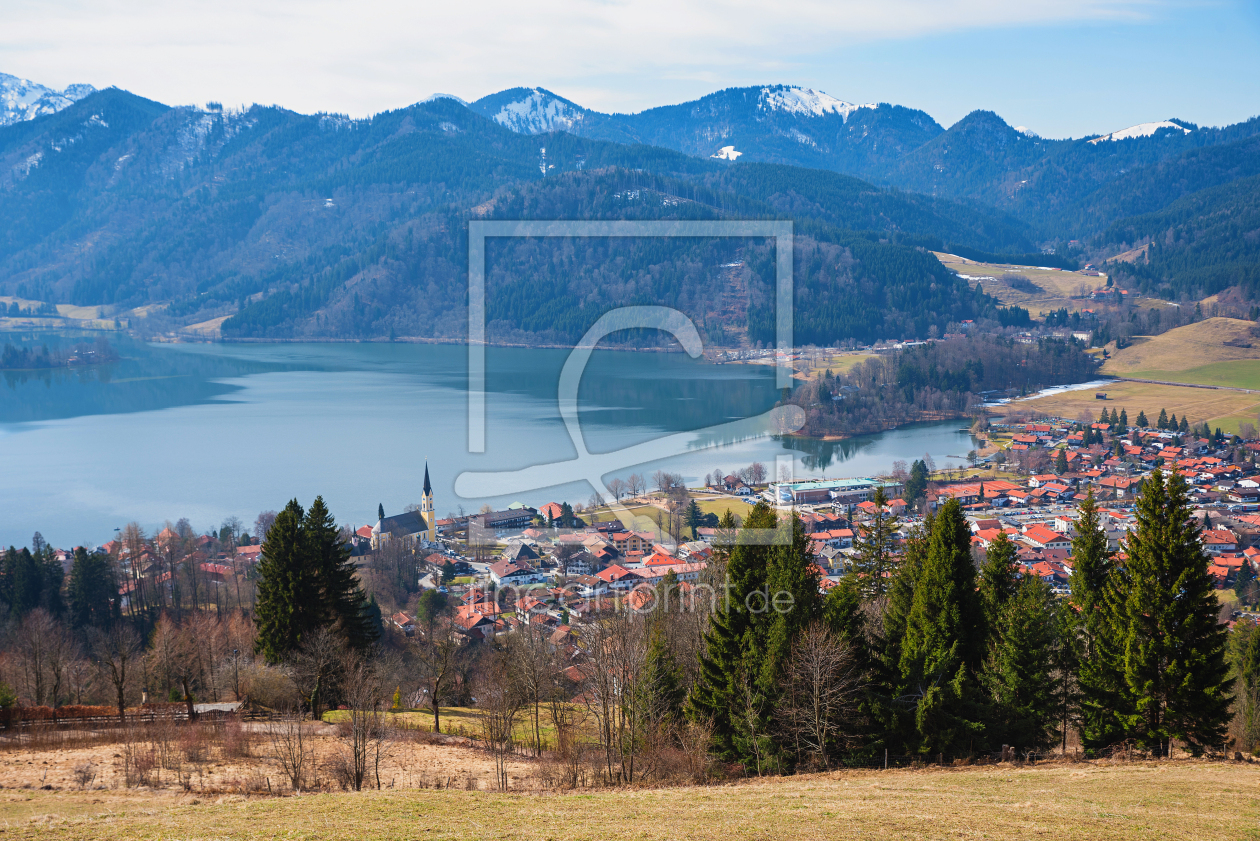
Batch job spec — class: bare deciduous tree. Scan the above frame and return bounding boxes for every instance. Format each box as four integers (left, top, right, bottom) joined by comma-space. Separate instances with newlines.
90, 623, 142, 724
269, 707, 313, 792
781, 623, 862, 770
412, 616, 460, 734
477, 651, 523, 791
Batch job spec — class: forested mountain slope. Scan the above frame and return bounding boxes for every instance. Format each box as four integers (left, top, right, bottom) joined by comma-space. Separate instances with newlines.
0, 87, 1032, 346
474, 86, 1260, 241
1104, 172, 1260, 300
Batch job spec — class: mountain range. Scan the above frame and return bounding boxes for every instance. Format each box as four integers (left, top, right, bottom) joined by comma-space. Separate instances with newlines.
0, 73, 95, 127
0, 76, 1257, 345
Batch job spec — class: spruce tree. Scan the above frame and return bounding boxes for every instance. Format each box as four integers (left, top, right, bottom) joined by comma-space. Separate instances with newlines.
983, 576, 1057, 751
872, 515, 930, 751
1136, 410, 1148, 428
254, 500, 320, 663
1055, 449, 1068, 474
1228, 620, 1260, 753
852, 486, 900, 600
68, 547, 116, 628
1169, 413, 1179, 430
897, 499, 986, 756
1178, 416, 1190, 434
689, 504, 820, 765
1119, 408, 1128, 429
305, 496, 377, 650
1109, 408, 1120, 428
685, 499, 703, 540
979, 531, 1020, 634
689, 503, 779, 758
1072, 489, 1127, 751
1099, 407, 1109, 424
1157, 408, 1169, 429
1115, 470, 1232, 755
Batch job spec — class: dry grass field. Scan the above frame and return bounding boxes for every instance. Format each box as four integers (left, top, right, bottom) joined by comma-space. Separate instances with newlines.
1, 759, 1257, 840
1102, 318, 1260, 376
933, 252, 1126, 316
1004, 379, 1260, 435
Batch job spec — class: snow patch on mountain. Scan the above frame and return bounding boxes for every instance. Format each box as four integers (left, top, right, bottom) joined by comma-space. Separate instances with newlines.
0, 72, 96, 127
490, 89, 585, 134
1014, 126, 1038, 137
757, 86, 874, 121
1088, 120, 1191, 144
711, 145, 742, 160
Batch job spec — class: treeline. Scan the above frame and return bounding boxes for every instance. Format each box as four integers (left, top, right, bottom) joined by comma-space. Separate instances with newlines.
686, 476, 1239, 769
0, 338, 117, 371
2, 478, 1256, 785
789, 334, 1097, 437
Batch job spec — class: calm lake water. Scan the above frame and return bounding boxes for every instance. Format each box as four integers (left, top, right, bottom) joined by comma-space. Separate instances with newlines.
0, 336, 974, 547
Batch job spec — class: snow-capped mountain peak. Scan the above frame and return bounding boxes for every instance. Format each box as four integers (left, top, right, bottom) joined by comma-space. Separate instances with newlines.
1, 72, 96, 127
1088, 119, 1192, 144
756, 85, 874, 121
484, 88, 585, 134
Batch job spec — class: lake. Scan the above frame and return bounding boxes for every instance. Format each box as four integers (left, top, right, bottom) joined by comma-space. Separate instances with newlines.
0, 336, 975, 547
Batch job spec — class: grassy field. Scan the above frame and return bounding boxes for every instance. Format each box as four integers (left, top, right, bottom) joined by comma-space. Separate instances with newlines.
933, 252, 1129, 316
587, 496, 757, 530
1102, 318, 1260, 375
1005, 380, 1260, 435
3, 761, 1257, 840
1126, 361, 1260, 391
323, 706, 561, 744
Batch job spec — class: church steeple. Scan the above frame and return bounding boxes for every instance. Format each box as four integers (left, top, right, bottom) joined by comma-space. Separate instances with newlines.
421, 460, 435, 543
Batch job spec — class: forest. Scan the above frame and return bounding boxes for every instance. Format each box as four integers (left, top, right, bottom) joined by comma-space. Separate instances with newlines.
787, 334, 1098, 437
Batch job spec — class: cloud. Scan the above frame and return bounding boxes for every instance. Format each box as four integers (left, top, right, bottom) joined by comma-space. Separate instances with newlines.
2, 0, 1165, 116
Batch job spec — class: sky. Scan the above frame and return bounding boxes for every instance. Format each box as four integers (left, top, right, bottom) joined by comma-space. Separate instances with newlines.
2, 0, 1258, 138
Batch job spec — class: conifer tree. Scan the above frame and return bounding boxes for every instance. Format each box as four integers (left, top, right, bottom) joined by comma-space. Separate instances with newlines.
1157, 408, 1169, 429
979, 531, 1020, 634
1109, 408, 1120, 428
983, 576, 1057, 751
644, 623, 686, 726
1136, 410, 1148, 428
255, 500, 319, 663
689, 504, 820, 764
1228, 620, 1260, 753
1119, 409, 1128, 429
1055, 448, 1068, 474
685, 499, 703, 540
1114, 470, 1232, 755
1169, 413, 1179, 430
1071, 489, 1126, 751
306, 496, 377, 650
871, 515, 931, 750
68, 546, 116, 629
897, 499, 986, 756
255, 497, 376, 662
1098, 407, 1109, 424
852, 487, 900, 601
1178, 416, 1189, 433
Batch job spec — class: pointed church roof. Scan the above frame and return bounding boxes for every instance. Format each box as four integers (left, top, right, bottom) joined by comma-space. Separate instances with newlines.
423, 462, 432, 495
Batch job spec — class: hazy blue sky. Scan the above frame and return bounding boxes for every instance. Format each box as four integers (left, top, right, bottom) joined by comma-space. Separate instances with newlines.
4, 0, 1257, 137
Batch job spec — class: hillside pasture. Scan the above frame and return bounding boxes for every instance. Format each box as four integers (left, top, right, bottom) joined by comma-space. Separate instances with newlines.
2, 760, 1258, 841
1002, 379, 1260, 435
1101, 318, 1260, 375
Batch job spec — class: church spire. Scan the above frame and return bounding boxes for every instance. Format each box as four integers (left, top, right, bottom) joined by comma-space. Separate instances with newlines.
423, 461, 432, 495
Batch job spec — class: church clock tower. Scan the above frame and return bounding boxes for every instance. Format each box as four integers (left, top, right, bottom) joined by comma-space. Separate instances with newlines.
421, 462, 435, 544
